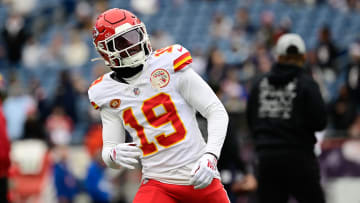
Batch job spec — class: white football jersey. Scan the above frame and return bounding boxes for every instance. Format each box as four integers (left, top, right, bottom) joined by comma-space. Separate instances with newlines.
88, 44, 207, 179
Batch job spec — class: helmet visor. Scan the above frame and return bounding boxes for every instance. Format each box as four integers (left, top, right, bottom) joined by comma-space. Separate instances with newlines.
107, 28, 143, 57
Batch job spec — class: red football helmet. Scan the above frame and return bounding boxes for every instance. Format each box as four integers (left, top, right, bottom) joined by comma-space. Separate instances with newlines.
92, 8, 152, 68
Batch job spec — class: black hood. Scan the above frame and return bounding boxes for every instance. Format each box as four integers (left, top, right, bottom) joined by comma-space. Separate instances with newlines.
268, 63, 302, 86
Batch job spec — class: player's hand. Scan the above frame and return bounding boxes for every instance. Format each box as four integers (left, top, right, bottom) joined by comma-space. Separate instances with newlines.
189, 153, 217, 189
110, 143, 141, 170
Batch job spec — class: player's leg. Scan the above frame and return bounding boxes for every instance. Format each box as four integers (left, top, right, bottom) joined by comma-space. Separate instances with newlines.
199, 183, 230, 203
290, 155, 325, 203
133, 180, 177, 203
183, 179, 230, 203
134, 179, 230, 203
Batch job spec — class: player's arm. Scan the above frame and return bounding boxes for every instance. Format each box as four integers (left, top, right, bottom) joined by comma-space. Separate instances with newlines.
177, 68, 229, 158
177, 68, 229, 189
100, 108, 141, 169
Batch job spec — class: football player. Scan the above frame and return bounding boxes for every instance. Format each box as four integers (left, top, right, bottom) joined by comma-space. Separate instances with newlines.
88, 8, 230, 203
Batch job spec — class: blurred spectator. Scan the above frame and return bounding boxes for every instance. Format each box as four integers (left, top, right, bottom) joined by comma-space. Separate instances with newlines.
72, 73, 91, 126
256, 11, 275, 49
150, 30, 175, 50
4, 0, 37, 16
218, 121, 257, 203
251, 42, 273, 74
72, 72, 88, 96
206, 47, 227, 86
305, 50, 332, 101
221, 67, 248, 113
0, 42, 6, 64
315, 26, 339, 73
45, 33, 65, 68
62, 0, 77, 18
210, 12, 233, 39
45, 106, 73, 146
28, 78, 49, 121
22, 103, 46, 141
240, 59, 256, 82
75, 1, 93, 30
231, 9, 253, 63
62, 29, 90, 68
1, 13, 28, 66
85, 159, 112, 203
22, 36, 46, 69
328, 86, 357, 134
84, 124, 113, 203
191, 47, 207, 77
84, 123, 102, 159
229, 33, 251, 64
93, 0, 109, 20
273, 17, 292, 43
306, 50, 320, 74
348, 116, 360, 138
345, 41, 360, 105
53, 146, 80, 203
328, 0, 348, 12
232, 8, 255, 36
0, 74, 11, 203
51, 5, 67, 27
131, 0, 158, 15
257, 53, 273, 74
30, 14, 48, 38
329, 0, 360, 13
3, 74, 36, 140
346, 0, 360, 12
53, 70, 78, 123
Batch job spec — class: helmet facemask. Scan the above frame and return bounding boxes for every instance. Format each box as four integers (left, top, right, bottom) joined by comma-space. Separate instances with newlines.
95, 23, 152, 68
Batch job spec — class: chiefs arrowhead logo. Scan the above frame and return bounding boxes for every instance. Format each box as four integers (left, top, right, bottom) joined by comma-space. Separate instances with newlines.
110, 99, 121, 109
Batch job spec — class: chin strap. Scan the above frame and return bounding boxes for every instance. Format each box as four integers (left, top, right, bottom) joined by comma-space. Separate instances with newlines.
91, 57, 112, 69
91, 57, 103, 62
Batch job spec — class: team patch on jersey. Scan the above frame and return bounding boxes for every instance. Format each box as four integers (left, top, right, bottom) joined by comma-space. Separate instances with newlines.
110, 99, 121, 109
173, 52, 192, 72
150, 68, 170, 89
91, 101, 100, 110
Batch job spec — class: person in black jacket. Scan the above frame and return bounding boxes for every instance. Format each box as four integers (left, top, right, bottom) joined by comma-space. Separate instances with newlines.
246, 33, 327, 203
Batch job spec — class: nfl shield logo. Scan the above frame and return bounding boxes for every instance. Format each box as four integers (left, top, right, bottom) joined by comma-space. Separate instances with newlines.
133, 88, 140, 96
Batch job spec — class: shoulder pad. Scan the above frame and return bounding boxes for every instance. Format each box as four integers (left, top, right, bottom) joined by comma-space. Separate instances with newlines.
88, 75, 105, 110
154, 44, 193, 72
